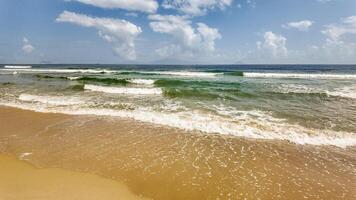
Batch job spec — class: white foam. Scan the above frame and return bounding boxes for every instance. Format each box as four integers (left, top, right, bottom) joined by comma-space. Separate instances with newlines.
244, 72, 356, 79
129, 79, 155, 85
4, 65, 32, 69
273, 84, 356, 99
327, 85, 356, 99
1, 100, 355, 148
0, 68, 115, 74
67, 76, 81, 80
147, 71, 222, 77
18, 94, 84, 106
276, 84, 326, 94
0, 68, 221, 77
84, 84, 162, 95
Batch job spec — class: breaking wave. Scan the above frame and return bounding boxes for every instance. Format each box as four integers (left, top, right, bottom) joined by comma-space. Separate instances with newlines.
18, 94, 84, 106
128, 79, 155, 85
244, 72, 356, 79
4, 65, 32, 69
1, 99, 355, 148
0, 68, 115, 74
327, 85, 356, 99
118, 71, 222, 77
84, 84, 163, 95
273, 84, 356, 99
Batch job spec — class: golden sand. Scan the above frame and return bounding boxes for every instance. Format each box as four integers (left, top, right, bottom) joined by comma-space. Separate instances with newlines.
0, 106, 355, 199
0, 155, 147, 200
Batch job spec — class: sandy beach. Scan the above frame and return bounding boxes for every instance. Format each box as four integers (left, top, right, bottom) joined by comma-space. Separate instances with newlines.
0, 106, 355, 199
0, 155, 147, 200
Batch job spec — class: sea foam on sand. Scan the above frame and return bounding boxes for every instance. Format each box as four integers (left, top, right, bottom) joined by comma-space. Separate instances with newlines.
6, 98, 356, 148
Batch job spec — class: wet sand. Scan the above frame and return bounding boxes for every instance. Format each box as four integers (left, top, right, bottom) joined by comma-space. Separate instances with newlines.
0, 155, 147, 200
0, 106, 355, 199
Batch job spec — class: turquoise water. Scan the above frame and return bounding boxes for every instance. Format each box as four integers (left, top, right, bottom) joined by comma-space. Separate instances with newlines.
0, 65, 355, 147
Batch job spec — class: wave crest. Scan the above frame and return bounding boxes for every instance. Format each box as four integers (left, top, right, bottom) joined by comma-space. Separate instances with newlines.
18, 94, 84, 106
84, 84, 162, 95
245, 72, 356, 79
4, 65, 32, 69
2, 99, 355, 148
129, 79, 155, 85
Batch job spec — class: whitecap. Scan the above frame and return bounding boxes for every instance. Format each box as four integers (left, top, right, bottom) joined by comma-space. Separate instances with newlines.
1, 100, 355, 148
327, 85, 356, 99
4, 65, 32, 69
0, 68, 115, 74
84, 84, 162, 95
139, 71, 221, 77
129, 79, 155, 85
275, 84, 326, 94
67, 76, 81, 80
18, 94, 84, 106
244, 72, 356, 79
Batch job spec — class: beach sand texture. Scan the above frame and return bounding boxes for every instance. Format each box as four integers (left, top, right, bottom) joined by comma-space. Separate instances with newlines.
0, 155, 147, 200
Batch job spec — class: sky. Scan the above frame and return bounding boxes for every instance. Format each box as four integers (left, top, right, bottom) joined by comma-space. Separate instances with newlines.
0, 0, 355, 64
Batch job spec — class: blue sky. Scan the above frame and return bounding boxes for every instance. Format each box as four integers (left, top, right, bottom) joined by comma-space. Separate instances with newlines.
0, 0, 355, 64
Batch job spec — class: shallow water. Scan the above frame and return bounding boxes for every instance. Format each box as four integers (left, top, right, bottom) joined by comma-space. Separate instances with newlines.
0, 107, 355, 200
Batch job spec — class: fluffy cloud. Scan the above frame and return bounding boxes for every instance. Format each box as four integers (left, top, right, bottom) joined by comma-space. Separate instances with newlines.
322, 16, 356, 42
162, 0, 233, 16
243, 17, 356, 64
56, 11, 142, 60
283, 20, 313, 31
316, 16, 356, 63
149, 14, 221, 58
257, 31, 287, 57
65, 0, 158, 13
22, 37, 35, 54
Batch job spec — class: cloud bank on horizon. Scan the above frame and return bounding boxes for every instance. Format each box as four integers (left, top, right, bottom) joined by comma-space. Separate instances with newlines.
0, 0, 356, 64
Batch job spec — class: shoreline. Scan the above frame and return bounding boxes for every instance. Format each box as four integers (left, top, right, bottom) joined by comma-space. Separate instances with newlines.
0, 106, 355, 199
1, 101, 355, 148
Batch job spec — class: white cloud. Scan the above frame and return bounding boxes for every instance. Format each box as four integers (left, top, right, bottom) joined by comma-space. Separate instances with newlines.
322, 16, 356, 42
315, 16, 356, 63
283, 20, 313, 31
197, 23, 221, 51
149, 14, 221, 58
22, 37, 35, 54
56, 11, 142, 60
257, 31, 287, 57
125, 12, 139, 17
321, 39, 356, 62
162, 0, 232, 16
155, 44, 182, 57
65, 0, 158, 13
241, 17, 356, 64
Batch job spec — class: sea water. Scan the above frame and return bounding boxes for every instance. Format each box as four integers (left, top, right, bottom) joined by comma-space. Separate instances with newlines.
0, 64, 355, 148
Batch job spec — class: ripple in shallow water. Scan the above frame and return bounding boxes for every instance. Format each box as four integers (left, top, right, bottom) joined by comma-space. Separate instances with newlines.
0, 108, 355, 200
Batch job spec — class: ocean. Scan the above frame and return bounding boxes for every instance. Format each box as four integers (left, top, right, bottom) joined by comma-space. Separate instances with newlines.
1, 64, 356, 199
0, 64, 355, 148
